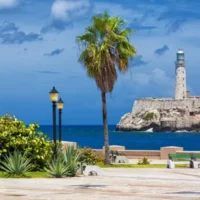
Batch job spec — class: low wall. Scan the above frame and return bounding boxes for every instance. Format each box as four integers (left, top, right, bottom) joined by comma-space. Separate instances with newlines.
94, 149, 160, 159
61, 142, 200, 160
94, 145, 200, 160
116, 150, 160, 159
62, 141, 77, 150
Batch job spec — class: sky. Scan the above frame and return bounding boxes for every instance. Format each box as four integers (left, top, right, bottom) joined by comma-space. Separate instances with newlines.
0, 0, 200, 125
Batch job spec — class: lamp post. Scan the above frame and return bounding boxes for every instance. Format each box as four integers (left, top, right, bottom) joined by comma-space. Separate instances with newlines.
57, 98, 64, 142
49, 87, 59, 158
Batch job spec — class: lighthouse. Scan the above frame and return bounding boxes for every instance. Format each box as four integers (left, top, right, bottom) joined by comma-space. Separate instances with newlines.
175, 49, 187, 99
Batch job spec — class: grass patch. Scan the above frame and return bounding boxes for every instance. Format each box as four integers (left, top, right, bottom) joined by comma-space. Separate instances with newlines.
0, 164, 189, 178
0, 171, 49, 178
96, 163, 188, 168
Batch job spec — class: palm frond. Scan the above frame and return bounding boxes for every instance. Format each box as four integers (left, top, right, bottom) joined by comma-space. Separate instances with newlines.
76, 11, 137, 92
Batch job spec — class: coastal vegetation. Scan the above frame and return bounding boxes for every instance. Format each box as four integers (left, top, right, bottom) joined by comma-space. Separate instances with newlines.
45, 146, 80, 178
143, 112, 157, 121
137, 157, 150, 165
0, 171, 50, 178
62, 146, 80, 177
0, 150, 32, 176
0, 114, 191, 179
0, 163, 189, 178
0, 114, 80, 178
78, 147, 104, 165
77, 12, 136, 164
0, 114, 53, 170
44, 157, 70, 178
0, 114, 102, 178
0, 145, 80, 178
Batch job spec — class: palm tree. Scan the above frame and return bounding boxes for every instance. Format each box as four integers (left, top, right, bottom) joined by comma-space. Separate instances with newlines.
76, 12, 136, 164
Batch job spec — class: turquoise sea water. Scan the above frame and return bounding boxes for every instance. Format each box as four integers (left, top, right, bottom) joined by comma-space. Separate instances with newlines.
39, 125, 200, 150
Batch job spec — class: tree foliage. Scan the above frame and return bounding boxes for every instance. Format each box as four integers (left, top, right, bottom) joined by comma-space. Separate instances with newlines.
0, 114, 53, 170
76, 12, 136, 93
76, 12, 136, 164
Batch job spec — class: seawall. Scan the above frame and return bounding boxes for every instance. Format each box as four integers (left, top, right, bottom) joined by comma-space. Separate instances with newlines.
132, 98, 200, 114
93, 145, 200, 160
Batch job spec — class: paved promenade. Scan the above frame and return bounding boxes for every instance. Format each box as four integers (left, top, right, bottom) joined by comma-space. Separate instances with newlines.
0, 168, 200, 200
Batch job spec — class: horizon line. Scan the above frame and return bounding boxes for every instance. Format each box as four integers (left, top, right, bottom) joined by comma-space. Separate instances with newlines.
38, 124, 116, 126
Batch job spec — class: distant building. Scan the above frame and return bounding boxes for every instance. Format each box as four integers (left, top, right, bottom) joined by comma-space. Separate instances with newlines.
175, 49, 187, 99
117, 49, 200, 132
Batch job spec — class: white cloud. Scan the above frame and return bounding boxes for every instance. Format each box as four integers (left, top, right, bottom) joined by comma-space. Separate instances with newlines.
0, 0, 19, 9
151, 68, 172, 86
51, 0, 90, 21
133, 68, 173, 87
132, 73, 151, 85
118, 68, 174, 98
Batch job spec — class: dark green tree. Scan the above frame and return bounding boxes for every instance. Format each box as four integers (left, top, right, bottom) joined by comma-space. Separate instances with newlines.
77, 13, 136, 164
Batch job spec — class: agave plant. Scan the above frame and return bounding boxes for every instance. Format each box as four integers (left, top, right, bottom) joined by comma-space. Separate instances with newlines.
63, 146, 80, 177
0, 150, 32, 175
45, 157, 69, 178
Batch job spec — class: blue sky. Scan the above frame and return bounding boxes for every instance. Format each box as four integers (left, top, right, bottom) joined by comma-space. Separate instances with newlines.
0, 0, 200, 125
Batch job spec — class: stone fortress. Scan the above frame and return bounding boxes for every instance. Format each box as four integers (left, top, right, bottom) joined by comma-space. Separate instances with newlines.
117, 50, 200, 132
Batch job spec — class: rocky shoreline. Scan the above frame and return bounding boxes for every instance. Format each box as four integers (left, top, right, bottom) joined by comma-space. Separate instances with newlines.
116, 104, 200, 132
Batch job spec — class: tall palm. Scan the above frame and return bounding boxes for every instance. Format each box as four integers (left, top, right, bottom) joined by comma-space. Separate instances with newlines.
76, 12, 136, 164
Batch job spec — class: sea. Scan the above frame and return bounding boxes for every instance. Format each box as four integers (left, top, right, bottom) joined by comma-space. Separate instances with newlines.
39, 125, 200, 150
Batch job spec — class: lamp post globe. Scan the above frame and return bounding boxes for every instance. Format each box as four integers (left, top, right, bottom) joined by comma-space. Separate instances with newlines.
57, 98, 64, 110
49, 87, 59, 102
49, 87, 59, 158
57, 98, 64, 142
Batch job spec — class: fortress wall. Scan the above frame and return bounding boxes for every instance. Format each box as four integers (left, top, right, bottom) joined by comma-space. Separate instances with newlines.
132, 98, 200, 113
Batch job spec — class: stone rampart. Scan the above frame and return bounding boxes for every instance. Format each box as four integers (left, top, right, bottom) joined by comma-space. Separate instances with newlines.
132, 98, 200, 113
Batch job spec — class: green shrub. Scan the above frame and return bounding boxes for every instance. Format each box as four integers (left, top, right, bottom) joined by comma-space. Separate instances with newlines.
78, 147, 104, 165
0, 150, 32, 175
45, 157, 69, 178
143, 112, 157, 121
137, 157, 150, 165
45, 146, 80, 178
0, 114, 53, 170
63, 146, 80, 177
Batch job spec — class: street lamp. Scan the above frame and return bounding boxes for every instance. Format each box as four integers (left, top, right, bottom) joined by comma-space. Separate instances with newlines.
49, 87, 59, 158
57, 98, 64, 142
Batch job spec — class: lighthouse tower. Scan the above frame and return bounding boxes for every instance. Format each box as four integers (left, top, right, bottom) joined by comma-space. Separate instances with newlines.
175, 49, 187, 99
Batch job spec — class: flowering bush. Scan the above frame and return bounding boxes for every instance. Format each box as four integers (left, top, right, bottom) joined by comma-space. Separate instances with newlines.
78, 147, 104, 165
137, 157, 150, 165
0, 114, 53, 170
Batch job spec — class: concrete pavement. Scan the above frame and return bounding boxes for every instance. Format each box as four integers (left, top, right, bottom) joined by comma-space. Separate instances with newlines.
128, 159, 190, 164
0, 168, 200, 200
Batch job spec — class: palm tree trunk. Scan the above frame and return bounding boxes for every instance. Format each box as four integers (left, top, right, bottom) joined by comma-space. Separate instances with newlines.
101, 92, 110, 165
